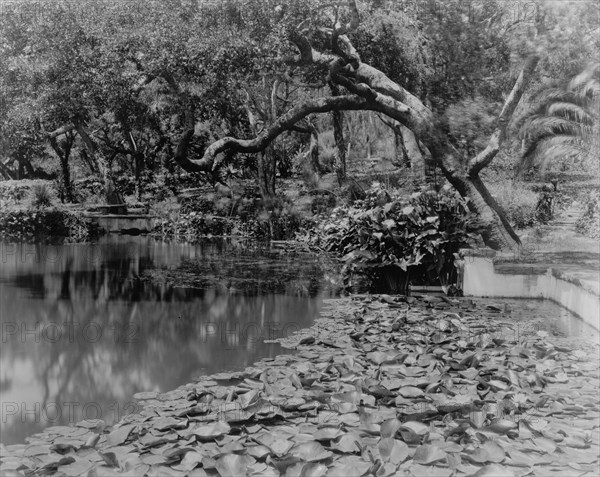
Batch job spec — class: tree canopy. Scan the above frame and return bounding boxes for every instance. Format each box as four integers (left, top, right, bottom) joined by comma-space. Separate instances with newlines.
1, 0, 598, 249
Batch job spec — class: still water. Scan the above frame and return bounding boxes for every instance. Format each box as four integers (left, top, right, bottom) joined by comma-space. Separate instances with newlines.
0, 236, 337, 444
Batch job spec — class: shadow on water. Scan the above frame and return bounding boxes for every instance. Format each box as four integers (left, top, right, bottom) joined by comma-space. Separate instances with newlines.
0, 236, 340, 444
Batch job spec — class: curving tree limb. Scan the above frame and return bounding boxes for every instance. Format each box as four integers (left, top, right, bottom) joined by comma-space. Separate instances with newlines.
172, 2, 539, 252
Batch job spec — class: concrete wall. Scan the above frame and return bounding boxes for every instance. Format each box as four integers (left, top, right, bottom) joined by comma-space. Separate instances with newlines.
459, 249, 600, 331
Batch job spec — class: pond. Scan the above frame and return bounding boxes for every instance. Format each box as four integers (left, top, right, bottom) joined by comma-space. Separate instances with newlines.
0, 236, 339, 445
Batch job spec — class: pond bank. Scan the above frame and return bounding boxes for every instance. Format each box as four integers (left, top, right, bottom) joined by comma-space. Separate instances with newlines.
1, 295, 598, 476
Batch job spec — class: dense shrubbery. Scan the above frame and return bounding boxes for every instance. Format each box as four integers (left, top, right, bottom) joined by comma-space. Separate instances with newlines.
0, 180, 56, 206
153, 212, 312, 242
0, 209, 99, 242
488, 181, 541, 229
314, 185, 483, 293
74, 177, 104, 204
29, 184, 53, 208
154, 194, 314, 242
153, 212, 236, 240
576, 192, 600, 239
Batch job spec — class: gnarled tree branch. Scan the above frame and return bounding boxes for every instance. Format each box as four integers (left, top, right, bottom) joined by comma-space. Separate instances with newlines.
174, 94, 373, 173
469, 55, 540, 175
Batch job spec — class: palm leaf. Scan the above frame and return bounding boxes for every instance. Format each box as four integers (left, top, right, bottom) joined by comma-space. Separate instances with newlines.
519, 115, 587, 140
517, 135, 590, 175
569, 62, 600, 93
534, 89, 586, 107
546, 102, 594, 124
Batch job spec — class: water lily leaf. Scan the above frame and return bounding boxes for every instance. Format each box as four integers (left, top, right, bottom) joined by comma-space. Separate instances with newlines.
326, 461, 371, 477
481, 441, 505, 463
378, 438, 409, 464
299, 336, 316, 346
409, 464, 453, 477
76, 419, 105, 430
57, 458, 93, 477
189, 421, 231, 441
397, 386, 424, 398
313, 427, 343, 441
332, 432, 362, 453
172, 451, 204, 472
141, 453, 168, 465
284, 462, 326, 477
289, 441, 332, 462
506, 449, 534, 467
468, 410, 486, 429
465, 447, 490, 464
488, 380, 509, 391
366, 351, 398, 365
332, 391, 362, 404
153, 417, 186, 432
140, 432, 172, 448
99, 452, 119, 468
133, 391, 159, 400
484, 419, 518, 435
246, 462, 272, 476
469, 464, 515, 476
238, 389, 261, 408
532, 437, 556, 454
106, 424, 136, 447
257, 434, 294, 456
564, 435, 589, 449
215, 454, 255, 477
399, 366, 427, 377
84, 434, 100, 449
335, 402, 358, 414
413, 444, 447, 465
247, 445, 271, 460
526, 418, 549, 432
398, 421, 429, 444
380, 418, 402, 438
49, 443, 77, 454
164, 446, 197, 464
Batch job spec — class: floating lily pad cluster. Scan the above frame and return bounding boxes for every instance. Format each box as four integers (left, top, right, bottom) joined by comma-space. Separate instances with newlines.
1, 295, 598, 476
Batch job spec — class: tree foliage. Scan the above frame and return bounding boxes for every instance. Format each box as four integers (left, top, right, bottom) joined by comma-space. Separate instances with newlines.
1, 0, 597, 248
518, 62, 599, 175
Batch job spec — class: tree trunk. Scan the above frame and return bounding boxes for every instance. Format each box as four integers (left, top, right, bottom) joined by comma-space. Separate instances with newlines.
257, 148, 276, 198
444, 170, 520, 250
80, 150, 98, 175
49, 134, 75, 203
0, 160, 15, 180
394, 128, 409, 168
16, 157, 34, 179
309, 127, 320, 175
134, 152, 144, 202
330, 83, 347, 185
75, 124, 124, 206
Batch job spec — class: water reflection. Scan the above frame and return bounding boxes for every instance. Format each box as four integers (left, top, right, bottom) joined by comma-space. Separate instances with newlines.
0, 237, 336, 444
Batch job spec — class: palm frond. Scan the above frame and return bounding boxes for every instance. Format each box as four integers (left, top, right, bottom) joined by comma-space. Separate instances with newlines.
519, 115, 588, 140
517, 135, 591, 175
569, 63, 600, 108
534, 89, 585, 107
546, 102, 594, 124
517, 63, 599, 178
569, 62, 600, 92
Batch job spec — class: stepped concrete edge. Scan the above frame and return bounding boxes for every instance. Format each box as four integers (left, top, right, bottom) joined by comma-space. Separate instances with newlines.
458, 248, 600, 331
